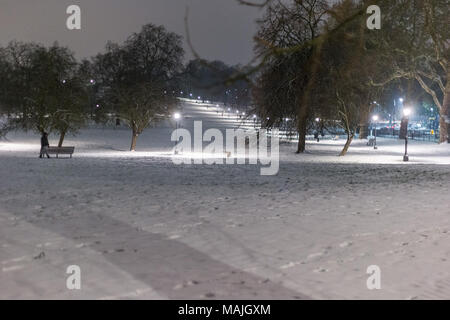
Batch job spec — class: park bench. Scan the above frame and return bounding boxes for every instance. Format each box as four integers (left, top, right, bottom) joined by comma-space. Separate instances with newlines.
46, 146, 75, 158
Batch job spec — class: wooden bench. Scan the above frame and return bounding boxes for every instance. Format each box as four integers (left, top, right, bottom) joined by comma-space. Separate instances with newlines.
46, 146, 75, 158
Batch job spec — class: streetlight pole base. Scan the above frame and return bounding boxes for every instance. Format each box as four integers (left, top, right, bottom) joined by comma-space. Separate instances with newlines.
403, 155, 409, 162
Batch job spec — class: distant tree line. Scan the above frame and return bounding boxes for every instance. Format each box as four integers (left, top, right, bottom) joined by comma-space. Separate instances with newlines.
177, 59, 252, 108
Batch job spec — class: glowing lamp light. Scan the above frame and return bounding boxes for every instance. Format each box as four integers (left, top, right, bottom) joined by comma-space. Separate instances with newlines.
173, 113, 181, 120
372, 115, 379, 121
315, 117, 320, 122
403, 108, 412, 117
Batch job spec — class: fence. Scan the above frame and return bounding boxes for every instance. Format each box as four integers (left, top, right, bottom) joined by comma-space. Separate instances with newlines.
376, 127, 440, 142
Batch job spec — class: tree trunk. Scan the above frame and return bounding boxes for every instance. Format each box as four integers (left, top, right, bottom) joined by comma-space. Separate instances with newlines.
340, 132, 354, 156
296, 111, 308, 153
358, 105, 371, 139
440, 78, 449, 143
130, 131, 138, 151
58, 130, 66, 147
296, 40, 324, 154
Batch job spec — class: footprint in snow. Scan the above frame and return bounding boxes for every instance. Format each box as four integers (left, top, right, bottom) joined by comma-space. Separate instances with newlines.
339, 241, 352, 248
33, 252, 45, 260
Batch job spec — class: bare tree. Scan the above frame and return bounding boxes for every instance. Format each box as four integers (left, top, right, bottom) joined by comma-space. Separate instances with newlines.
94, 24, 184, 151
254, 0, 330, 153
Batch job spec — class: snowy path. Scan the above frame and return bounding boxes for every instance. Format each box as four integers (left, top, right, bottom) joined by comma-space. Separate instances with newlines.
1, 100, 450, 299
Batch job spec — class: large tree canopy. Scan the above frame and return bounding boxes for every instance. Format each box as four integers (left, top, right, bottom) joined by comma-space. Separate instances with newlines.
94, 24, 184, 151
0, 41, 87, 144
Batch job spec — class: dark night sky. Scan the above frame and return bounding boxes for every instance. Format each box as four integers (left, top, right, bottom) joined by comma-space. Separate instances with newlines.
0, 0, 263, 65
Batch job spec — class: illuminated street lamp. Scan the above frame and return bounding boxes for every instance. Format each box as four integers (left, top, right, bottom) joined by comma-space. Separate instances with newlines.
173, 113, 181, 151
372, 115, 379, 149
314, 118, 321, 142
403, 108, 411, 117
400, 108, 412, 161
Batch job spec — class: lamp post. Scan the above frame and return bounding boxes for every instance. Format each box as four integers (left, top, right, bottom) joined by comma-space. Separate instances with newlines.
173, 113, 181, 152
88, 79, 96, 119
372, 115, 379, 149
315, 118, 320, 142
401, 108, 411, 162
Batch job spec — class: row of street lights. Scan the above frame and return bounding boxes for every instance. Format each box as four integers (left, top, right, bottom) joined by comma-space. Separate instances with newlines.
174, 101, 414, 161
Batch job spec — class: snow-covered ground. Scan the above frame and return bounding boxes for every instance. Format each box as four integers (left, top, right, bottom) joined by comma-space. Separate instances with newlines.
1, 100, 450, 300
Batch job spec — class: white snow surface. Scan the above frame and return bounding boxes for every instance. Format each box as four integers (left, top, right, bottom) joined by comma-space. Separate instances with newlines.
1, 99, 450, 300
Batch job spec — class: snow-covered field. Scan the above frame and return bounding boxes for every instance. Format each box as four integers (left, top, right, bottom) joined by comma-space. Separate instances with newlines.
1, 100, 450, 300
